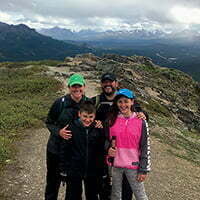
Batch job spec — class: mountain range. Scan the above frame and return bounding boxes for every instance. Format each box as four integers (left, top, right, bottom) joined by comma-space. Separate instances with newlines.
37, 26, 200, 41
38, 27, 200, 81
0, 22, 199, 81
0, 22, 92, 62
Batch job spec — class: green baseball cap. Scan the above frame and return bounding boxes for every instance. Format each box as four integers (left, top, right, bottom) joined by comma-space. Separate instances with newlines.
67, 74, 85, 87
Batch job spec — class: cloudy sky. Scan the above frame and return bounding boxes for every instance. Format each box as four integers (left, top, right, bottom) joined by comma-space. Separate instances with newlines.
0, 0, 200, 31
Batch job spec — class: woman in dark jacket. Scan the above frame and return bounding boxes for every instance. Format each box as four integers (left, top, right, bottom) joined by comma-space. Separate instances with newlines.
45, 74, 89, 200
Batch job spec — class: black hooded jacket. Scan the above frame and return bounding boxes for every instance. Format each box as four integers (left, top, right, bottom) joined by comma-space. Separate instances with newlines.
59, 119, 106, 178
46, 94, 89, 154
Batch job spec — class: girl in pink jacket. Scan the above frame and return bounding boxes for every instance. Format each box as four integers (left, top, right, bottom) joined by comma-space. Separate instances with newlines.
107, 89, 150, 200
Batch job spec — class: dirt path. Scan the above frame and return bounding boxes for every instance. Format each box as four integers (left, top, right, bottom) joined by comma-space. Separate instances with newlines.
0, 71, 200, 200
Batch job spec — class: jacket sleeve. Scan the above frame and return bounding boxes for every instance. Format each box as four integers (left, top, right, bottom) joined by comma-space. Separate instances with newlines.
59, 138, 71, 174
96, 128, 108, 176
45, 97, 63, 137
138, 120, 151, 174
90, 96, 96, 105
103, 120, 111, 152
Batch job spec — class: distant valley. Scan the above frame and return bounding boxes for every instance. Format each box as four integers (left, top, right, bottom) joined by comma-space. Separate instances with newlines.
38, 27, 200, 81
0, 22, 199, 81
0, 22, 92, 62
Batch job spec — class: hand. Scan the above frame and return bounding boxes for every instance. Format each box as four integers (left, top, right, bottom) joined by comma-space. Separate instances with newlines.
59, 125, 72, 140
60, 172, 67, 186
136, 112, 146, 120
95, 120, 103, 128
137, 174, 147, 182
108, 147, 116, 157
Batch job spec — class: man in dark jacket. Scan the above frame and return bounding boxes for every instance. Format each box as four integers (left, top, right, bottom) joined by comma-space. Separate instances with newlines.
59, 101, 105, 200
91, 73, 148, 200
45, 74, 89, 200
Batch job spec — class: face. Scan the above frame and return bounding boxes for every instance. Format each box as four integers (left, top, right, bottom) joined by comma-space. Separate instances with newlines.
68, 84, 85, 101
78, 111, 96, 127
101, 80, 118, 96
117, 96, 134, 116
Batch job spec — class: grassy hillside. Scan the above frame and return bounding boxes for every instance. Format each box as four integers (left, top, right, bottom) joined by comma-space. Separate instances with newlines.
0, 61, 62, 164
0, 55, 199, 168
0, 22, 93, 62
64, 53, 200, 165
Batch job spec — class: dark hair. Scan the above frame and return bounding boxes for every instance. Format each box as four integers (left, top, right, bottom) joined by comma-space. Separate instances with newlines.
108, 95, 135, 127
79, 101, 96, 114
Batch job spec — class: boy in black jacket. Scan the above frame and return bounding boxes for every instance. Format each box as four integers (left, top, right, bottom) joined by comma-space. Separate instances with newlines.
59, 101, 105, 200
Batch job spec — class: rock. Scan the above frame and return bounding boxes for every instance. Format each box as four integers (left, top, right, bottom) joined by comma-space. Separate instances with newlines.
56, 63, 71, 67
64, 56, 74, 62
47, 53, 200, 132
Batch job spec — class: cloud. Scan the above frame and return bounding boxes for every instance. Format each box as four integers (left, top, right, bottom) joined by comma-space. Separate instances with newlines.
1, 0, 200, 30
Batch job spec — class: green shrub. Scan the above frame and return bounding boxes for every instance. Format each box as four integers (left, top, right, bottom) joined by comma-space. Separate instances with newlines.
0, 64, 62, 163
144, 99, 171, 117
0, 136, 10, 163
0, 60, 61, 69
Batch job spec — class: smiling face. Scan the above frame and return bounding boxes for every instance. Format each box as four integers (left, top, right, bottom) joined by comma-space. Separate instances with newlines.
78, 111, 96, 127
117, 96, 134, 117
68, 84, 85, 102
101, 80, 118, 96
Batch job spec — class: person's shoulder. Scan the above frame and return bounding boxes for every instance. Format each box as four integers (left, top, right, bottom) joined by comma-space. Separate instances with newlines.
50, 96, 65, 108
130, 114, 143, 122
90, 95, 96, 102
70, 119, 83, 129
52, 94, 73, 112
90, 93, 102, 105
91, 93, 100, 100
55, 95, 69, 103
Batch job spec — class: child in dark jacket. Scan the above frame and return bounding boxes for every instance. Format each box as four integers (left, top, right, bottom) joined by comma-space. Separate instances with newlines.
59, 101, 106, 200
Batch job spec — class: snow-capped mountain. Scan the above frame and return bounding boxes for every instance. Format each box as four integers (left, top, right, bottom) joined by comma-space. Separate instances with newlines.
37, 27, 169, 41
37, 26, 200, 41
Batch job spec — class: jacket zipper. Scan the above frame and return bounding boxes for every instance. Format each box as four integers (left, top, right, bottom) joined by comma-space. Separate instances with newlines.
125, 118, 128, 134
84, 129, 89, 178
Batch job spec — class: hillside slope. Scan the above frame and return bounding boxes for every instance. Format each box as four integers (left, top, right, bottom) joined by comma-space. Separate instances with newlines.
0, 22, 92, 62
58, 53, 200, 164
0, 55, 199, 199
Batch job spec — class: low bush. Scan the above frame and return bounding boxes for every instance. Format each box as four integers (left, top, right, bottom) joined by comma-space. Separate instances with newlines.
0, 64, 62, 164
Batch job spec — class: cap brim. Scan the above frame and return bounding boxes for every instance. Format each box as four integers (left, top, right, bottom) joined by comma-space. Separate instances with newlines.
69, 81, 84, 86
101, 78, 115, 82
116, 94, 133, 99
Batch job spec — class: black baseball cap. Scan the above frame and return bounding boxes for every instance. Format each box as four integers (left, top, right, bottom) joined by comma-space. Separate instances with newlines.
101, 73, 117, 82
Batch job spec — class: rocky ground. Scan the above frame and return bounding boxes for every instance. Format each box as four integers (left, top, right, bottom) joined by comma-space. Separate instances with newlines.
0, 63, 200, 200
1, 122, 200, 200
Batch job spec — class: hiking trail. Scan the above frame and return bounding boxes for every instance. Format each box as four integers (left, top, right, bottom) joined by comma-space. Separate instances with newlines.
0, 68, 199, 200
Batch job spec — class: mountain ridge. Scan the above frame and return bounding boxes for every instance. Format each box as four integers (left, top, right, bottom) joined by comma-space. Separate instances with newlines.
0, 22, 200, 82
37, 26, 200, 41
0, 22, 92, 62
37, 26, 200, 81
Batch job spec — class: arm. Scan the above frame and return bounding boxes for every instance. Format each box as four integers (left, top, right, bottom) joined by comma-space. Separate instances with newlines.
96, 128, 108, 176
138, 120, 151, 174
134, 101, 149, 121
46, 96, 72, 139
103, 120, 111, 152
59, 136, 72, 174
46, 98, 63, 137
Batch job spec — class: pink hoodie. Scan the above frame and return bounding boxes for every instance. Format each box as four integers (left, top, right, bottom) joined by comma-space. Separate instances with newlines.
109, 113, 144, 170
